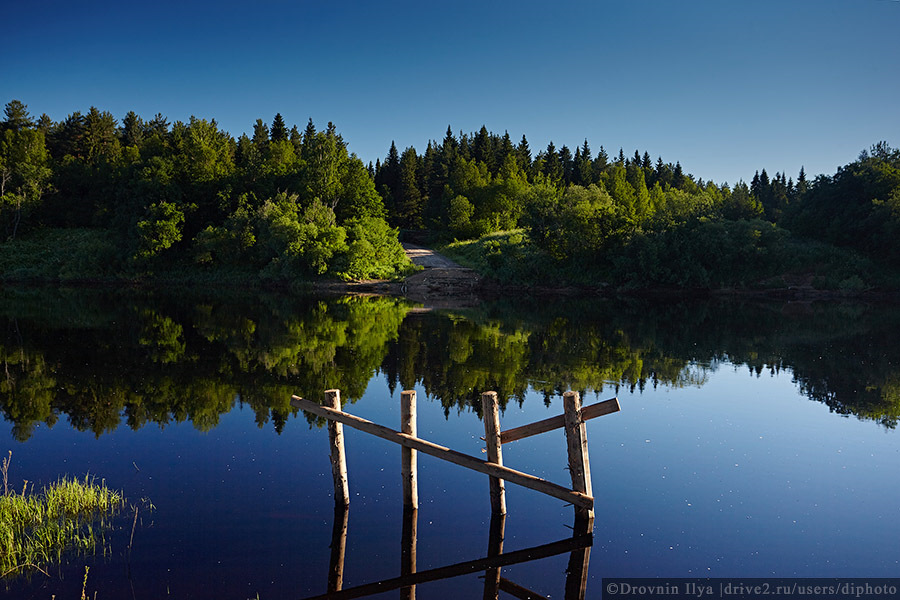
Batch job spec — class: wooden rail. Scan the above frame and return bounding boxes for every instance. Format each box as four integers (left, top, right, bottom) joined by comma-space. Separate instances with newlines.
500, 397, 620, 444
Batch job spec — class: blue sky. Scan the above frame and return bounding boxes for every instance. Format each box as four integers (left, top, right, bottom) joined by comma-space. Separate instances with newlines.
3, 0, 898, 185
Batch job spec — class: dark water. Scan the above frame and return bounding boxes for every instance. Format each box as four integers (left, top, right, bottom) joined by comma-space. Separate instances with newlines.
1, 288, 899, 599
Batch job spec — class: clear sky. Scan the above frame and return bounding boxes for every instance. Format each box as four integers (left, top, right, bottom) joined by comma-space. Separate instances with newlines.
3, 0, 898, 185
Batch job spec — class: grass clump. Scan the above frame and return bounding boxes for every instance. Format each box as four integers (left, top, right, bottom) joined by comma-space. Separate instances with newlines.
0, 451, 126, 579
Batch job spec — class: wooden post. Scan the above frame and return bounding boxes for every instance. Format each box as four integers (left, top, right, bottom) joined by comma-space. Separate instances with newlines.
564, 514, 594, 600
481, 391, 506, 515
483, 513, 506, 600
401, 506, 417, 600
326, 389, 350, 506
563, 391, 593, 519
328, 505, 349, 593
401, 390, 418, 510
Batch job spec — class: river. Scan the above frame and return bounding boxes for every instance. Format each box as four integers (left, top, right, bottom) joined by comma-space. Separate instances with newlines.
1, 288, 898, 598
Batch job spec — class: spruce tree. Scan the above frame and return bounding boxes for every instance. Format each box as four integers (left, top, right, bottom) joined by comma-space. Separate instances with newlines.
396, 146, 423, 228
559, 145, 573, 185
543, 142, 562, 182
252, 119, 269, 154
593, 146, 610, 181
796, 166, 808, 197
517, 134, 532, 171
673, 161, 685, 189
270, 113, 288, 142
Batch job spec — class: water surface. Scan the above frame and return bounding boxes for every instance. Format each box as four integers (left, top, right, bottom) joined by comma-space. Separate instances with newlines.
1, 289, 898, 598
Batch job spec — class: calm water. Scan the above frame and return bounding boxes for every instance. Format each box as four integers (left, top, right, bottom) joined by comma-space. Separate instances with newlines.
1, 289, 898, 599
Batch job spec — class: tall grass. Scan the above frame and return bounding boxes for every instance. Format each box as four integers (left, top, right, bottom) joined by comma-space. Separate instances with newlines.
0, 452, 125, 579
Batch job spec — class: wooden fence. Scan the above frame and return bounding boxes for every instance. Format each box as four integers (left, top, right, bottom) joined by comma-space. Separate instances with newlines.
291, 389, 620, 599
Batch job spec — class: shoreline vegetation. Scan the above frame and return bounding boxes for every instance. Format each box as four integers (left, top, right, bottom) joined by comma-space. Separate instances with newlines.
0, 451, 129, 582
1, 100, 898, 297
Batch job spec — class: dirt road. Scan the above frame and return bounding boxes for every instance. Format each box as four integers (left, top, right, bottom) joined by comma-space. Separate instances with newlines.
401, 243, 481, 307
402, 243, 464, 269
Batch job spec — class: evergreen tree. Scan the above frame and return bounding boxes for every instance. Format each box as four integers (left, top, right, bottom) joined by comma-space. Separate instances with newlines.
396, 146, 423, 228
289, 125, 302, 151
796, 166, 808, 197
559, 145, 573, 185
673, 161, 685, 189
593, 146, 609, 180
495, 131, 514, 172
543, 142, 562, 182
270, 113, 288, 142
121, 111, 144, 147
81, 107, 121, 165
146, 113, 169, 138
300, 118, 317, 164
517, 134, 532, 172
35, 114, 53, 136
375, 141, 401, 218
2, 100, 34, 131
442, 126, 458, 156
252, 119, 269, 155
575, 139, 593, 186
472, 125, 494, 172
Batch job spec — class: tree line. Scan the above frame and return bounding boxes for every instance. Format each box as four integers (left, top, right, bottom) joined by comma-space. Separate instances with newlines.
372, 124, 899, 288
0, 100, 410, 281
1, 98, 898, 288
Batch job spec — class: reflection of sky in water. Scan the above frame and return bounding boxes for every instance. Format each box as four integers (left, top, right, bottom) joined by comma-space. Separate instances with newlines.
3, 362, 900, 598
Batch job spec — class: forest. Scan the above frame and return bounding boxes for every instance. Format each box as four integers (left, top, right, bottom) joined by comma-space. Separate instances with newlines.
1, 99, 899, 290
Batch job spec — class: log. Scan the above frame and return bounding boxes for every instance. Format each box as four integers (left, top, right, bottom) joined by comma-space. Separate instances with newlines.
499, 397, 619, 444
291, 396, 593, 510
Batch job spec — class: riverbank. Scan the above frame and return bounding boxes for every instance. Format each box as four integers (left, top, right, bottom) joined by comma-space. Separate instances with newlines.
2, 227, 899, 305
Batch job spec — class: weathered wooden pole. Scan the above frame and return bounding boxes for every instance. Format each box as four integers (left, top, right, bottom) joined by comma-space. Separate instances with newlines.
483, 512, 506, 600
328, 505, 349, 593
401, 506, 418, 600
481, 391, 506, 515
326, 389, 350, 507
401, 390, 418, 510
564, 514, 594, 600
401, 390, 419, 600
563, 391, 593, 520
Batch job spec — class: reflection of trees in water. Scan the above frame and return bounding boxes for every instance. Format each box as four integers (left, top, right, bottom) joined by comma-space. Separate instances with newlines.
0, 290, 411, 440
385, 297, 900, 428
0, 289, 899, 438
